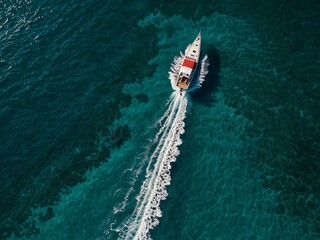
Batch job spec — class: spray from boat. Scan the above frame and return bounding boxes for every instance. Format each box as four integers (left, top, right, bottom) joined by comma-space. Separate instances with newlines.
109, 33, 209, 240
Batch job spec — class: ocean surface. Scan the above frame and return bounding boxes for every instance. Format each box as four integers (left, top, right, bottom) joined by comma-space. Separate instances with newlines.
1, 0, 320, 239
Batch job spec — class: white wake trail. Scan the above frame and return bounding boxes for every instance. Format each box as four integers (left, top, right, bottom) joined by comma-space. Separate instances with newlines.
121, 92, 187, 240
145, 93, 179, 176
112, 54, 209, 240
188, 55, 209, 92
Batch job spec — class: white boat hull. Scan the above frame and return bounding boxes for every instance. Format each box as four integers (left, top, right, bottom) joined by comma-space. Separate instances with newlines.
176, 32, 201, 90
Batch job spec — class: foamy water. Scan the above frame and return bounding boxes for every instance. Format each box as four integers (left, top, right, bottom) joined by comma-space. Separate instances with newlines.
111, 55, 209, 239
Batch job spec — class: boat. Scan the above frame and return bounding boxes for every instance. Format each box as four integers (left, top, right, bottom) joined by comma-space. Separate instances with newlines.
176, 32, 201, 91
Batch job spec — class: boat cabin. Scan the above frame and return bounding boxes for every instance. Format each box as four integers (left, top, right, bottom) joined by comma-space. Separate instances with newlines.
177, 58, 197, 89
175, 32, 201, 90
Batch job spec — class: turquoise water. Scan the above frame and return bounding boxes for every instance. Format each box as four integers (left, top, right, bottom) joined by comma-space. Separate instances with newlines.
1, 0, 319, 239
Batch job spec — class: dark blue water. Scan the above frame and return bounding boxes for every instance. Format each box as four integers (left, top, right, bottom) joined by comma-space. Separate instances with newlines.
1, 0, 319, 239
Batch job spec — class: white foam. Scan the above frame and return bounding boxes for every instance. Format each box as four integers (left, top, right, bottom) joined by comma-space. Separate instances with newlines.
114, 54, 209, 239
188, 55, 210, 92
168, 53, 184, 91
110, 44, 209, 240
145, 93, 180, 176
119, 92, 188, 240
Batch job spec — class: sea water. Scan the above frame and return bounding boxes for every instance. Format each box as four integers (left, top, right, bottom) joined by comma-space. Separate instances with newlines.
1, 0, 319, 240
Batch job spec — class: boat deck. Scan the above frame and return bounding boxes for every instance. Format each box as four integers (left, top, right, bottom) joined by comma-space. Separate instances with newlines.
175, 32, 201, 90
177, 76, 190, 89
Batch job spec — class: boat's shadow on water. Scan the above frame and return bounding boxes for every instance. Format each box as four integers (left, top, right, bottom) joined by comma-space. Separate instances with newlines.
190, 45, 221, 107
